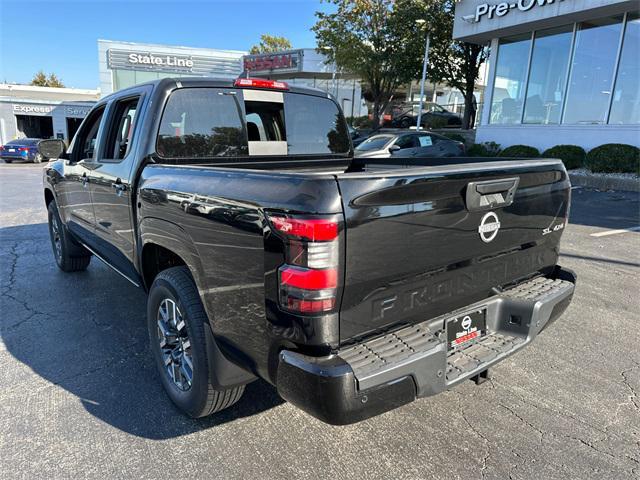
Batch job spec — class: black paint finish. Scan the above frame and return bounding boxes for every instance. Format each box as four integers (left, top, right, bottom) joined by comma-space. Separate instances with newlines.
41, 77, 574, 422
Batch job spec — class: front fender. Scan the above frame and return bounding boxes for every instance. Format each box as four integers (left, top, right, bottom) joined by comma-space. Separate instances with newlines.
43, 160, 64, 209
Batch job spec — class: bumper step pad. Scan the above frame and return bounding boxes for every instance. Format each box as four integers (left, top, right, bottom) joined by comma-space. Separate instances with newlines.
337, 274, 575, 395
338, 325, 441, 390
445, 333, 526, 383
500, 276, 572, 301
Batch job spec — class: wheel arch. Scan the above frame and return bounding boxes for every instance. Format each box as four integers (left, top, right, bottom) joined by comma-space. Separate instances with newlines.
140, 220, 257, 390
44, 187, 55, 207
138, 217, 205, 293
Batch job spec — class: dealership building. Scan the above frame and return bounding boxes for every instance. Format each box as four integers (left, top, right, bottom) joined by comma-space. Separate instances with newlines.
454, 0, 639, 150
97, 40, 365, 116
1, 40, 363, 145
0, 84, 99, 145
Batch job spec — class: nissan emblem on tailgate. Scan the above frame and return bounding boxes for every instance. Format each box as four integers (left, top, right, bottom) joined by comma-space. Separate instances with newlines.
478, 212, 500, 243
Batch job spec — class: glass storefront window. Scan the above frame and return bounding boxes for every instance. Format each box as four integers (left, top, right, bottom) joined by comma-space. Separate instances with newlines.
113, 69, 135, 91
563, 16, 624, 124
489, 34, 531, 124
523, 25, 573, 125
609, 13, 640, 124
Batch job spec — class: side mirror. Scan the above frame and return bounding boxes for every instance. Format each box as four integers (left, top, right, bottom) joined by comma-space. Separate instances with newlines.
38, 139, 66, 160
388, 144, 401, 153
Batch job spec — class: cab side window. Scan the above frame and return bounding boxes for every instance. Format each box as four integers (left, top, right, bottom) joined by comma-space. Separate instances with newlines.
75, 107, 105, 160
104, 97, 140, 161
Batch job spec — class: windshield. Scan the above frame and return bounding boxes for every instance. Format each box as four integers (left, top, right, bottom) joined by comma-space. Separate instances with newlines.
355, 135, 394, 151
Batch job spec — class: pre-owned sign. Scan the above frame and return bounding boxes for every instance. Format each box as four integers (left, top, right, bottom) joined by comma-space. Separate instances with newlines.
465, 0, 567, 23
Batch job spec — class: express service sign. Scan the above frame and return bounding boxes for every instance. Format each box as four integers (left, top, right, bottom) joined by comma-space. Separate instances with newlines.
12, 104, 54, 115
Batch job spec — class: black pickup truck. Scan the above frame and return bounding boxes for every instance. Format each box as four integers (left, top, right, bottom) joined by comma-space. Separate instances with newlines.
40, 77, 576, 425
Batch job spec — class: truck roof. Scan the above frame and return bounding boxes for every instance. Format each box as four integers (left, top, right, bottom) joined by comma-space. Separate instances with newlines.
103, 77, 334, 102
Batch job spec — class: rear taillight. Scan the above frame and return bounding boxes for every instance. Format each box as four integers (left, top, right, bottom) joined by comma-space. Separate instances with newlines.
268, 214, 340, 315
234, 77, 289, 90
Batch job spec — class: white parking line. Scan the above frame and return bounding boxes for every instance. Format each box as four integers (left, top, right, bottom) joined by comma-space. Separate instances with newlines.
590, 226, 640, 237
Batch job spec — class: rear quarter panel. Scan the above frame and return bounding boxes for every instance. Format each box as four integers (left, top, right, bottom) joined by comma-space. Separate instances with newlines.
137, 164, 342, 381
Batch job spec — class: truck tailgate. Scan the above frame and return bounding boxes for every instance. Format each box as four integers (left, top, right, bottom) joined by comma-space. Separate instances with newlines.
336, 159, 570, 344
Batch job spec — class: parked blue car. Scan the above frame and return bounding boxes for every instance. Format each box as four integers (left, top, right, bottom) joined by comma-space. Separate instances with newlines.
0, 138, 45, 163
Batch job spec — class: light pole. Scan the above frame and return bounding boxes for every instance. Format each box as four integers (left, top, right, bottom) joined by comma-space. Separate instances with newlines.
321, 46, 337, 98
415, 19, 430, 130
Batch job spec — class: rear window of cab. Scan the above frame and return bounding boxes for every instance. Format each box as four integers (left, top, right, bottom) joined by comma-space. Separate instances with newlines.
156, 87, 350, 159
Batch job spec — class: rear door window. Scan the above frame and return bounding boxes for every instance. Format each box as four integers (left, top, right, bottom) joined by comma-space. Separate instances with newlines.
104, 96, 139, 160
417, 134, 434, 147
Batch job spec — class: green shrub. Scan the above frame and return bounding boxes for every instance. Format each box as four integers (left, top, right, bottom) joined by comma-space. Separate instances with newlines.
484, 141, 501, 155
423, 116, 448, 129
542, 145, 586, 170
442, 133, 466, 144
498, 145, 540, 158
467, 143, 489, 157
585, 143, 640, 174
467, 142, 502, 157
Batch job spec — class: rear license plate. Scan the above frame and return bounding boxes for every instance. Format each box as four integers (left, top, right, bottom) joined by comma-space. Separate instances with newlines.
447, 309, 486, 349
8, 148, 16, 152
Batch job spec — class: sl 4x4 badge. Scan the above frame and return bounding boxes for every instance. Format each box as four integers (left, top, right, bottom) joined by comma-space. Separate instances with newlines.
543, 221, 566, 235
478, 212, 501, 243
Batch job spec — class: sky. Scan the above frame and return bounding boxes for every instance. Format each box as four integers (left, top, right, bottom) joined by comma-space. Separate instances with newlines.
0, 0, 332, 89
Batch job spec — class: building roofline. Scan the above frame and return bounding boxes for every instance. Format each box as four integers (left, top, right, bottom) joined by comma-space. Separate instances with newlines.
97, 38, 247, 55
0, 83, 100, 95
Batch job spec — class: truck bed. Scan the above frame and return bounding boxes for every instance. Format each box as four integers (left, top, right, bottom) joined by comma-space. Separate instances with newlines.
142, 156, 569, 348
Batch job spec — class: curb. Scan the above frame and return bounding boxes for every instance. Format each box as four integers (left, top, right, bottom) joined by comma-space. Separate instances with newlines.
569, 173, 640, 192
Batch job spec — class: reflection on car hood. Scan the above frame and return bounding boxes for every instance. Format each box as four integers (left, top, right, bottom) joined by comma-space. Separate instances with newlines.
353, 149, 389, 158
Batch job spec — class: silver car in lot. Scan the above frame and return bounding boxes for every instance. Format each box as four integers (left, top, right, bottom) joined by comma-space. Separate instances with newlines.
354, 130, 465, 158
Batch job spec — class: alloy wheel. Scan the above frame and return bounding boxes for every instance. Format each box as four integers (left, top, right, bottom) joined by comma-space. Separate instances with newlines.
157, 298, 193, 391
50, 214, 62, 260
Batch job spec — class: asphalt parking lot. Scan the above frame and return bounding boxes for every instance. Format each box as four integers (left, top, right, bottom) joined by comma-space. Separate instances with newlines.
1, 162, 638, 480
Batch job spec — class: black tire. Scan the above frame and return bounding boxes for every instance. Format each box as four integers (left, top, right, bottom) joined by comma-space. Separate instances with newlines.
4, 159, 12, 164
148, 266, 245, 418
47, 201, 91, 272
400, 117, 411, 129
33, 153, 43, 164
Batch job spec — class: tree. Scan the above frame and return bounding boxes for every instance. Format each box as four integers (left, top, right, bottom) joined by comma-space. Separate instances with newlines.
30, 70, 65, 88
249, 34, 292, 54
30, 71, 48, 86
313, 0, 419, 128
396, 0, 487, 129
